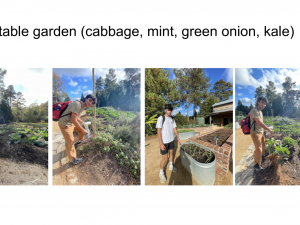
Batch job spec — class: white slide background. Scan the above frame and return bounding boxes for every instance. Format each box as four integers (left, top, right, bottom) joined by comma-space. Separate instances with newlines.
0, 0, 299, 225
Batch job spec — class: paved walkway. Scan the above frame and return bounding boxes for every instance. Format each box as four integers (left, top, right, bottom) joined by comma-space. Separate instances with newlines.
235, 142, 255, 185
52, 130, 79, 185
235, 128, 253, 165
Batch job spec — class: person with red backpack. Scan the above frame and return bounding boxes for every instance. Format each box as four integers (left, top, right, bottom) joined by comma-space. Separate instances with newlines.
56, 94, 96, 165
249, 96, 273, 172
156, 104, 181, 183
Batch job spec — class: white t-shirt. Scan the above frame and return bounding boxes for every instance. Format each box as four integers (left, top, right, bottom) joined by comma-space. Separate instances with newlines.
156, 116, 177, 144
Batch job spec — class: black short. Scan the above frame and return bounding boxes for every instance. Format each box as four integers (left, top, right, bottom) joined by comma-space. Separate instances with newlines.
160, 141, 175, 155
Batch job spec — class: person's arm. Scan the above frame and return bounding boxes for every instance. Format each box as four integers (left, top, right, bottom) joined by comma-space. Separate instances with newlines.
157, 128, 166, 150
71, 112, 88, 134
253, 117, 272, 133
77, 118, 84, 124
173, 128, 181, 144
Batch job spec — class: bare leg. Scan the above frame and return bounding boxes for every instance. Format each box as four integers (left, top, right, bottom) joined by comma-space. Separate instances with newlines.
160, 154, 168, 170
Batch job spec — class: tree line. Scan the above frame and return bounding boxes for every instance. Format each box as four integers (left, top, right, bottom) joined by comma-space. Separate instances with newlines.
53, 68, 141, 112
236, 76, 300, 117
0, 68, 48, 124
145, 68, 233, 121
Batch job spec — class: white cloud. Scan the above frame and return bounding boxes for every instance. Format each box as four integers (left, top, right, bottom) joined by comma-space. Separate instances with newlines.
235, 68, 300, 93
83, 86, 87, 89
4, 68, 49, 106
237, 93, 243, 96
239, 97, 255, 106
172, 107, 183, 115
222, 68, 233, 83
71, 91, 79, 95
68, 79, 78, 87
83, 90, 93, 96
237, 86, 242, 89
84, 79, 88, 82
72, 97, 80, 101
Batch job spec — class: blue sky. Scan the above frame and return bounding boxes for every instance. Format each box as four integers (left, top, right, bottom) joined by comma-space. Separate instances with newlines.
164, 68, 233, 116
235, 68, 300, 107
53, 68, 128, 101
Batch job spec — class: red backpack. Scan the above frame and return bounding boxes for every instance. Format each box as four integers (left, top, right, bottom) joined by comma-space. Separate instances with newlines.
241, 108, 257, 135
52, 101, 73, 121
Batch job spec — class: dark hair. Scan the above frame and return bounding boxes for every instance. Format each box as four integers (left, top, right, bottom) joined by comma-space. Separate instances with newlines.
164, 104, 173, 111
256, 96, 268, 106
84, 94, 97, 105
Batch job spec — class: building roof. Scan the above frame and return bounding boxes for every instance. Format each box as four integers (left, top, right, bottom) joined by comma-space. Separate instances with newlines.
209, 108, 233, 115
212, 99, 233, 107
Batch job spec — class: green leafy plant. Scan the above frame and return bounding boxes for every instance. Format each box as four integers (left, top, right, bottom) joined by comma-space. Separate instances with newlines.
177, 129, 194, 133
145, 114, 157, 136
282, 137, 297, 147
8, 133, 22, 144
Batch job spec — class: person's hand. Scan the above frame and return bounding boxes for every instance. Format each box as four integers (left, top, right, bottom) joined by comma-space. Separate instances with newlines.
160, 144, 166, 151
178, 138, 181, 144
82, 129, 88, 135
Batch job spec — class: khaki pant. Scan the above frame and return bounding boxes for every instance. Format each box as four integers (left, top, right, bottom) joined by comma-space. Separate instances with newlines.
58, 123, 84, 161
250, 132, 265, 166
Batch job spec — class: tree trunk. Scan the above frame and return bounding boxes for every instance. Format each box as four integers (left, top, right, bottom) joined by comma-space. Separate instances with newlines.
186, 97, 189, 121
193, 104, 196, 121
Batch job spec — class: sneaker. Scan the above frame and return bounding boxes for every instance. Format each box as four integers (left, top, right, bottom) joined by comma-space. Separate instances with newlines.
69, 158, 83, 165
159, 173, 167, 183
169, 165, 178, 173
75, 139, 86, 145
262, 152, 269, 158
254, 163, 263, 172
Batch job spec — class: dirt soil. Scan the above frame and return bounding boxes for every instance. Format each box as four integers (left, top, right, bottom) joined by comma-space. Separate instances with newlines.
253, 133, 300, 185
197, 129, 233, 146
145, 138, 233, 185
181, 143, 215, 163
0, 132, 48, 185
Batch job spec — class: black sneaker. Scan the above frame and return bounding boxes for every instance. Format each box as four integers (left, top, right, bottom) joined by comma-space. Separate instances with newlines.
69, 158, 83, 165
254, 163, 264, 172
262, 153, 269, 158
75, 139, 86, 145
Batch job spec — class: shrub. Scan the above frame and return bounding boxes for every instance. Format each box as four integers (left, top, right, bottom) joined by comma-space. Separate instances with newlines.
174, 114, 188, 126
224, 123, 233, 129
177, 129, 194, 133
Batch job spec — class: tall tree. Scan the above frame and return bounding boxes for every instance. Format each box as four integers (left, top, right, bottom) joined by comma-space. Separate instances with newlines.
210, 79, 233, 102
265, 81, 277, 117
13, 92, 26, 121
145, 68, 180, 117
53, 72, 66, 100
173, 68, 193, 121
5, 85, 16, 106
104, 68, 118, 106
80, 93, 85, 101
282, 76, 297, 108
255, 85, 265, 100
199, 94, 219, 118
0, 68, 7, 98
189, 68, 211, 120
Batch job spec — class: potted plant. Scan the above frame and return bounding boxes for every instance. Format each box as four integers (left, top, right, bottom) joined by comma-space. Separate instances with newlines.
180, 141, 216, 185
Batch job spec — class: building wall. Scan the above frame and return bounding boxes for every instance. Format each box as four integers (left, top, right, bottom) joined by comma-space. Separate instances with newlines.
213, 102, 233, 112
212, 112, 233, 126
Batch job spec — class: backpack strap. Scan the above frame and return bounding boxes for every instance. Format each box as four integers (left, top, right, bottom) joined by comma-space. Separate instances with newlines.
162, 115, 165, 128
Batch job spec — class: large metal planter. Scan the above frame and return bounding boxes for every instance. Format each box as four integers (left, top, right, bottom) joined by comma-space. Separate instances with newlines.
178, 130, 195, 140
180, 141, 216, 185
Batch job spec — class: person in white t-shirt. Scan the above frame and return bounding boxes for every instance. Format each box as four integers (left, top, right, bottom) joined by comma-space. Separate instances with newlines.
156, 104, 181, 183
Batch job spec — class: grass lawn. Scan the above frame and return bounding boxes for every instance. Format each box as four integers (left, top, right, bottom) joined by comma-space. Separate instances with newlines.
10, 122, 48, 127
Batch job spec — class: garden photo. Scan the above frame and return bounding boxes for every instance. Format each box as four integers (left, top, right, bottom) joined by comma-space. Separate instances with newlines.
53, 68, 140, 185
235, 68, 300, 185
0, 68, 49, 185
145, 68, 233, 185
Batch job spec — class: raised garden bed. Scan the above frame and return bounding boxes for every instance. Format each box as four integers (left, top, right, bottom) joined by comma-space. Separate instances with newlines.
196, 129, 233, 147
189, 128, 233, 176
180, 142, 216, 185
177, 129, 195, 140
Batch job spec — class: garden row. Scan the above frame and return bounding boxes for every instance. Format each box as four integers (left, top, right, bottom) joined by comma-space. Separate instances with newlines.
85, 106, 136, 122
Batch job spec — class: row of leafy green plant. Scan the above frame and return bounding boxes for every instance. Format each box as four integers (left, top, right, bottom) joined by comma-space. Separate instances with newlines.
86, 112, 140, 179
264, 117, 300, 137
86, 107, 136, 122
0, 124, 48, 146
